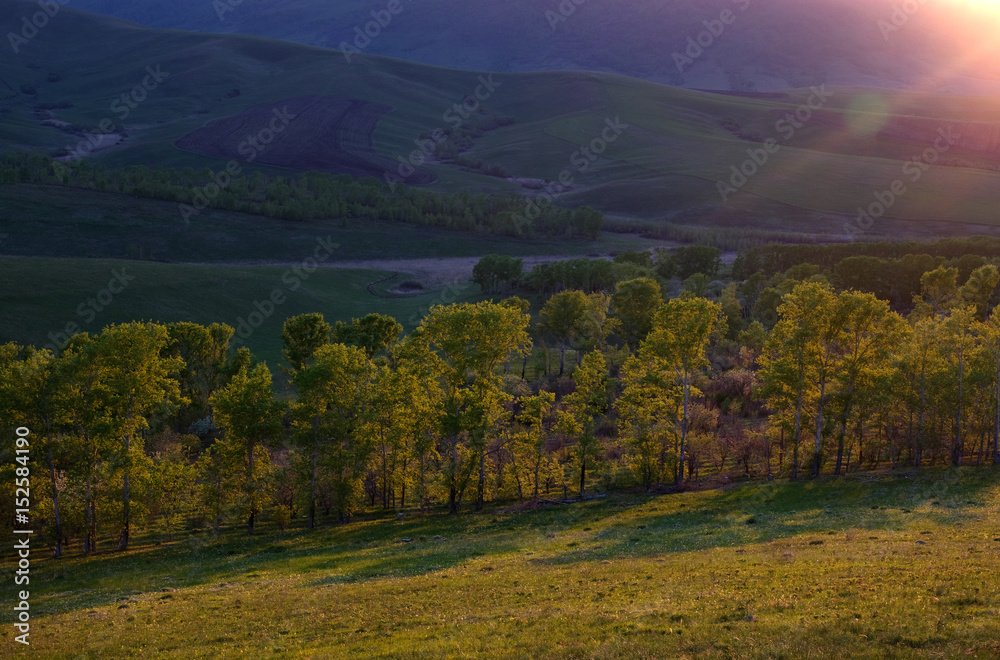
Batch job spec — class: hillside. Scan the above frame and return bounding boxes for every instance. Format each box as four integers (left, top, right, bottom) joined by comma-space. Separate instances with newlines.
11, 469, 1000, 658
5, 5, 1000, 234
66, 0, 1000, 93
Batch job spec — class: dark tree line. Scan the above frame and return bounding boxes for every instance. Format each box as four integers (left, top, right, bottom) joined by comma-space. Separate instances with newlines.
0, 152, 603, 240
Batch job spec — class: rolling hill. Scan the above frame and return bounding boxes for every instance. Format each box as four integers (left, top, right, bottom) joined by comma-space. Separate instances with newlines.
64, 0, 1000, 93
4, 3, 1000, 236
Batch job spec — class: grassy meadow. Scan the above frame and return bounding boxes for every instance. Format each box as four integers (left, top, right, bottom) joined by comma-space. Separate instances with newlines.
4, 467, 999, 658
0, 181, 664, 367
0, 257, 474, 369
0, 184, 658, 263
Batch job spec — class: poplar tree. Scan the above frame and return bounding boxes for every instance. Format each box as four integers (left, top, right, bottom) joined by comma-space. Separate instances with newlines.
92, 323, 181, 551
641, 297, 722, 484
420, 301, 531, 513
211, 363, 284, 534
760, 283, 836, 479
557, 351, 609, 497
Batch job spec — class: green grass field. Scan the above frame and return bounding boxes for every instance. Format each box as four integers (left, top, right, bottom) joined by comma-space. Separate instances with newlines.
0, 184, 656, 263
6, 468, 999, 658
0, 257, 478, 369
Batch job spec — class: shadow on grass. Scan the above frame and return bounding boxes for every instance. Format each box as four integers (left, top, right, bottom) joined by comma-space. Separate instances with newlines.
30, 510, 527, 615
529, 466, 998, 565
29, 466, 998, 614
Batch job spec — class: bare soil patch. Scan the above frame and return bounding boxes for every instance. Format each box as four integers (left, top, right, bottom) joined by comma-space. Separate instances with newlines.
175, 96, 434, 182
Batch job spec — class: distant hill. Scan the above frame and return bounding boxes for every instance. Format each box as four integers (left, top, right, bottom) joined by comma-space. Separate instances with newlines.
65, 0, 1000, 93
5, 2, 1000, 236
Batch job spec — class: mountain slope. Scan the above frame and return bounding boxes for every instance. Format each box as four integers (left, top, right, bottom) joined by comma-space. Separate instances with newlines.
63, 0, 1000, 93
5, 5, 1000, 234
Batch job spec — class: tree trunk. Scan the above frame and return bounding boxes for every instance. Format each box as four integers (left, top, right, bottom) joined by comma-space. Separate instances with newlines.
247, 442, 256, 535
995, 346, 1000, 464
119, 468, 130, 551
533, 456, 540, 501
954, 354, 964, 466
510, 452, 524, 502
792, 378, 804, 481
916, 375, 926, 468
45, 430, 63, 558
448, 437, 458, 514
677, 369, 690, 486
85, 474, 95, 554
382, 441, 389, 510
834, 382, 855, 476
834, 414, 848, 477
993, 350, 1000, 465
118, 431, 131, 552
308, 428, 319, 529
813, 378, 826, 478
779, 427, 785, 472
476, 447, 486, 511
419, 452, 426, 511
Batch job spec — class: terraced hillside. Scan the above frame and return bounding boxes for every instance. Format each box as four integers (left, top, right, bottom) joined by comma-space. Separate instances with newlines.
174, 96, 432, 181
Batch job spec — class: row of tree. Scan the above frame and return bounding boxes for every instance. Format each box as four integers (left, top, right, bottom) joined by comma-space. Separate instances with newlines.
0, 152, 603, 239
2, 264, 1000, 556
471, 247, 723, 297
733, 236, 1000, 279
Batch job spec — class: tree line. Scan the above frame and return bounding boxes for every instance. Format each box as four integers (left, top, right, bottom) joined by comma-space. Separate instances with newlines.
0, 151, 602, 240
2, 260, 999, 557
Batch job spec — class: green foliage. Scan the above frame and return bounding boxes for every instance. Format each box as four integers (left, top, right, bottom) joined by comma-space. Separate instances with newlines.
210, 363, 285, 534
539, 290, 590, 376
612, 278, 664, 351
613, 250, 653, 268
735, 237, 1000, 280
671, 246, 723, 280
281, 314, 332, 372
558, 351, 609, 496
332, 313, 403, 360
472, 254, 524, 295
0, 152, 605, 241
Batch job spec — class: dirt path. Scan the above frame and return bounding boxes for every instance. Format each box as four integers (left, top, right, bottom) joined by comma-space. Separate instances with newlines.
177, 253, 618, 289
179, 246, 736, 291
326, 254, 603, 287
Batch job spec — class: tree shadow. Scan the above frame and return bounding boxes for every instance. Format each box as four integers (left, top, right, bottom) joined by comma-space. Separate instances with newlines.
31, 511, 525, 615
529, 467, 997, 566
28, 467, 997, 614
